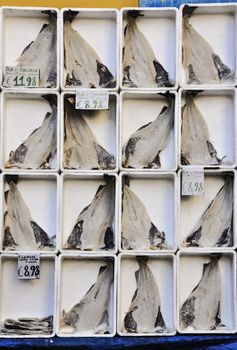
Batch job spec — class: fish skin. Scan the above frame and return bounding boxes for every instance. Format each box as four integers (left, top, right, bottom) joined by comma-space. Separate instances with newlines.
122, 94, 174, 169
5, 95, 57, 170
121, 180, 166, 250
183, 176, 233, 248
3, 181, 54, 251
15, 11, 57, 88
64, 10, 116, 89
64, 177, 115, 251
124, 257, 166, 333
62, 261, 113, 334
183, 8, 234, 85
63, 98, 115, 170
123, 10, 173, 88
181, 93, 222, 166
0, 315, 53, 335
180, 255, 222, 330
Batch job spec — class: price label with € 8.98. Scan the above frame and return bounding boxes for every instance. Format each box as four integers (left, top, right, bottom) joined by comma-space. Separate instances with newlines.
182, 170, 204, 196
18, 253, 40, 280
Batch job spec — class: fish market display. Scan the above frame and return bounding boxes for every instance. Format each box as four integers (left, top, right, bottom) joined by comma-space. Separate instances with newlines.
183, 5, 234, 85
180, 255, 222, 331
122, 177, 166, 250
5, 95, 57, 170
122, 93, 174, 169
62, 261, 113, 334
124, 257, 166, 333
64, 10, 116, 88
181, 92, 223, 165
64, 176, 115, 250
183, 176, 233, 248
64, 97, 115, 170
123, 10, 173, 88
3, 177, 55, 251
0, 315, 53, 335
15, 11, 57, 88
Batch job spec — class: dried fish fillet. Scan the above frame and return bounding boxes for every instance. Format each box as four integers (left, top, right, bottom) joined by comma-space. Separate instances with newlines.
64, 98, 115, 170
3, 178, 54, 251
180, 255, 222, 331
181, 93, 222, 165
0, 315, 53, 335
64, 176, 115, 250
122, 178, 166, 250
183, 176, 233, 248
5, 95, 57, 170
122, 94, 174, 169
124, 257, 166, 333
64, 10, 116, 88
123, 10, 173, 88
183, 6, 234, 84
15, 11, 57, 88
62, 261, 113, 334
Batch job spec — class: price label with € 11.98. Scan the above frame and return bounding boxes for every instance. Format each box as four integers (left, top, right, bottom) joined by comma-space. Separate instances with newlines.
3, 66, 40, 88
18, 253, 40, 280
182, 170, 204, 196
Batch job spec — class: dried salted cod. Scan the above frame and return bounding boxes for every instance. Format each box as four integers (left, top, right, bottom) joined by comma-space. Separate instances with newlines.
0, 316, 53, 335
64, 97, 115, 170
64, 176, 115, 250
183, 176, 233, 248
5, 95, 57, 170
3, 177, 54, 251
16, 11, 57, 88
122, 93, 174, 169
183, 5, 234, 84
124, 257, 166, 333
180, 255, 222, 331
123, 10, 173, 88
64, 10, 116, 88
62, 261, 113, 334
122, 178, 166, 250
181, 92, 222, 165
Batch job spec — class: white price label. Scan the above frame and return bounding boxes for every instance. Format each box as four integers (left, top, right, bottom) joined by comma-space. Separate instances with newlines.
3, 66, 39, 88
182, 170, 204, 196
18, 253, 40, 280
75, 90, 109, 110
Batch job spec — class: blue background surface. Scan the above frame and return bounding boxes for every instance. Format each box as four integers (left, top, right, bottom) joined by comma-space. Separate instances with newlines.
140, 0, 235, 7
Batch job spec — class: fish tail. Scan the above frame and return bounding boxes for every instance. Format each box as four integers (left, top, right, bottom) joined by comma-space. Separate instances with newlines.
127, 10, 144, 20
42, 94, 57, 108
5, 175, 19, 185
183, 5, 197, 17
64, 9, 79, 23
136, 256, 148, 266
41, 10, 57, 20
209, 253, 222, 263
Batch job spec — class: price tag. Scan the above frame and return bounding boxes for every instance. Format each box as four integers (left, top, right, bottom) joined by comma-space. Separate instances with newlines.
182, 170, 204, 196
75, 90, 109, 110
3, 66, 39, 88
18, 253, 40, 280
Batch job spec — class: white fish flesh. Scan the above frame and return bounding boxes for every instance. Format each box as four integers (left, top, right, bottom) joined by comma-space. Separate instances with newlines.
64, 98, 115, 170
181, 92, 222, 165
5, 95, 57, 170
64, 177, 115, 250
124, 257, 166, 333
64, 10, 116, 88
62, 261, 113, 334
122, 94, 174, 168
15, 11, 57, 88
183, 176, 233, 248
122, 179, 166, 250
183, 5, 234, 85
180, 255, 222, 331
3, 178, 54, 251
123, 10, 173, 88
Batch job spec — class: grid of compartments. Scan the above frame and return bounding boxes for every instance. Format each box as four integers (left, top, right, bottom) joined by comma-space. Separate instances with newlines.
0, 4, 236, 338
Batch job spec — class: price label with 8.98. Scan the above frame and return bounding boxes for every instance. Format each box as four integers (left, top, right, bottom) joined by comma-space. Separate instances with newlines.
3, 66, 39, 88
76, 90, 109, 110
18, 253, 40, 280
182, 170, 204, 196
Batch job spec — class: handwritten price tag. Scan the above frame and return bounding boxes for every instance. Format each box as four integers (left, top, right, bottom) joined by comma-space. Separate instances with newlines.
76, 90, 109, 110
182, 170, 204, 196
18, 253, 40, 280
3, 66, 39, 88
